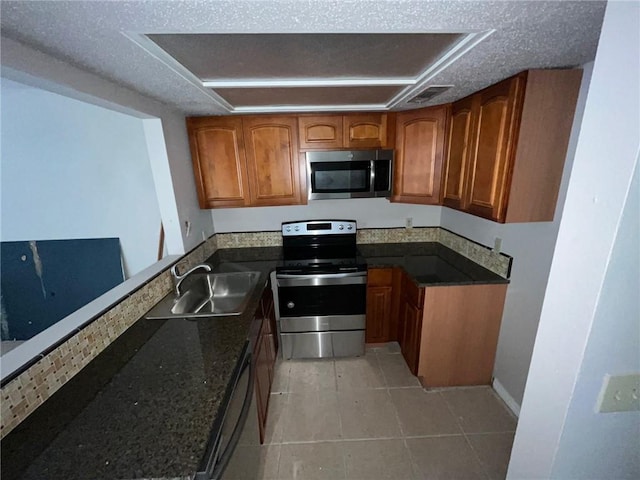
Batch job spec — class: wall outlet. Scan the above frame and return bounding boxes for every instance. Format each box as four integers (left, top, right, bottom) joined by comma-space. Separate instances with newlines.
493, 237, 503, 254
596, 373, 640, 413
405, 217, 413, 230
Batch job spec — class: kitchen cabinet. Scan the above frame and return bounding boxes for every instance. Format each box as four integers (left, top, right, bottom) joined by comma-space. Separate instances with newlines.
186, 117, 250, 208
254, 284, 278, 444
365, 268, 394, 343
298, 113, 393, 150
397, 271, 424, 375
366, 266, 508, 385
242, 115, 305, 207
187, 115, 306, 208
298, 115, 343, 150
344, 113, 392, 148
392, 105, 449, 205
442, 96, 474, 210
418, 284, 508, 387
443, 69, 583, 222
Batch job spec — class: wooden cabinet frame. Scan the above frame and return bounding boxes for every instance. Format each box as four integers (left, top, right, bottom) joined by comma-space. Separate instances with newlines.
442, 69, 582, 222
366, 267, 508, 386
392, 105, 449, 205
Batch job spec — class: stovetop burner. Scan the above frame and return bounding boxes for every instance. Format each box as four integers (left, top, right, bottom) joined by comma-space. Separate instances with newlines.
276, 220, 366, 275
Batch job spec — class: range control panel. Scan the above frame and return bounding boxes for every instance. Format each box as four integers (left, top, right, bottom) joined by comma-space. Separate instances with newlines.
282, 220, 357, 236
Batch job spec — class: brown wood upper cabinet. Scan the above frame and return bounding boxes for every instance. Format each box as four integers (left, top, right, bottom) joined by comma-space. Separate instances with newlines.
187, 117, 251, 208
443, 69, 583, 222
242, 116, 304, 207
298, 113, 392, 150
392, 105, 449, 205
187, 115, 305, 208
344, 113, 391, 148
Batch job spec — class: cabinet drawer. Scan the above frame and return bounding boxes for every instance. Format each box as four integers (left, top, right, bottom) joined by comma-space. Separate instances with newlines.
367, 268, 393, 286
402, 272, 424, 307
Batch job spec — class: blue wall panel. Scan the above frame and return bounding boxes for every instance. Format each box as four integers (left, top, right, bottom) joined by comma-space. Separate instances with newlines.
1, 238, 124, 340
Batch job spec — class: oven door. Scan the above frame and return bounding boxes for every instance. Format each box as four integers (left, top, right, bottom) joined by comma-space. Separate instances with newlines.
276, 272, 367, 329
273, 271, 367, 359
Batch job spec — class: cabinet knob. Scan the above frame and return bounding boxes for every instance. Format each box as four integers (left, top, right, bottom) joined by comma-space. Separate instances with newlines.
287, 301, 295, 309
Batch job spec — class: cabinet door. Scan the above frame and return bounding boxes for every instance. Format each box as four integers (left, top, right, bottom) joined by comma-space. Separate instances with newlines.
243, 116, 305, 206
254, 331, 271, 444
392, 105, 448, 205
262, 285, 278, 356
298, 115, 343, 149
343, 113, 388, 148
465, 75, 525, 221
187, 117, 250, 208
366, 286, 393, 343
442, 96, 474, 210
400, 295, 422, 375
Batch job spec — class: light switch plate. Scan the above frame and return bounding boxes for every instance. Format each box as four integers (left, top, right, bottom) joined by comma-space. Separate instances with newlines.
596, 373, 640, 413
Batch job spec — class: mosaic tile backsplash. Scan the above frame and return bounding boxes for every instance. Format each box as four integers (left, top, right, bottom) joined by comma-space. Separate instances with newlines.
357, 227, 439, 244
437, 229, 511, 278
1, 226, 510, 437
215, 231, 282, 249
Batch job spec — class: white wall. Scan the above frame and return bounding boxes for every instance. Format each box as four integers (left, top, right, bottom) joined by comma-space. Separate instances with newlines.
551, 159, 639, 479
507, 1, 640, 478
0, 78, 160, 278
0, 37, 214, 254
439, 61, 594, 410
212, 200, 442, 232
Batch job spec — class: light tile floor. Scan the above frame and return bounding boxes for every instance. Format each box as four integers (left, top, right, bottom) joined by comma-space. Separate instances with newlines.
228, 342, 517, 480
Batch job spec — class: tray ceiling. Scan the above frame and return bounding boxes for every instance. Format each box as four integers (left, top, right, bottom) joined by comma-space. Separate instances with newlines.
0, 1, 607, 115
144, 32, 474, 111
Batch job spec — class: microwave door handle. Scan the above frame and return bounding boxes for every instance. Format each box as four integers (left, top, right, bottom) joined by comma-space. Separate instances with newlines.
369, 160, 375, 194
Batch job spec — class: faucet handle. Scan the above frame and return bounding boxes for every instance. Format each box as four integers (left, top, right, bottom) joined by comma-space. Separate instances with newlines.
171, 264, 183, 278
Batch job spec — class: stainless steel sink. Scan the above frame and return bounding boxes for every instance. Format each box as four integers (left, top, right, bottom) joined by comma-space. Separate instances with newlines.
145, 271, 263, 319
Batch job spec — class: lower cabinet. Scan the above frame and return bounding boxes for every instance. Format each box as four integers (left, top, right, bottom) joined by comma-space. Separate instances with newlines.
417, 283, 508, 387
365, 267, 508, 387
397, 270, 424, 375
365, 268, 394, 343
253, 285, 278, 444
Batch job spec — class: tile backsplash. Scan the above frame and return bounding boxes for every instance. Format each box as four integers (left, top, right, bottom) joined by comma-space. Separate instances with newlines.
1, 226, 511, 438
216, 231, 281, 249
437, 228, 511, 278
357, 227, 439, 244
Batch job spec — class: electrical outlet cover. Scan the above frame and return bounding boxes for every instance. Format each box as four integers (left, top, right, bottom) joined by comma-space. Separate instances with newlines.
596, 373, 640, 413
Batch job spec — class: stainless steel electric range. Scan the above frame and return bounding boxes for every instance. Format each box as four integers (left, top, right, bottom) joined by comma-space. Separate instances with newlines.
270, 220, 367, 359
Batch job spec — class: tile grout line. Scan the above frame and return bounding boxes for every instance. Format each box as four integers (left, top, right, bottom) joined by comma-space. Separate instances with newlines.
439, 390, 495, 480
333, 358, 346, 445
462, 431, 494, 480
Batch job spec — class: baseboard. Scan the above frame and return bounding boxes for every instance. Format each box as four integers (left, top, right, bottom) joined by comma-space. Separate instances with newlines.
492, 378, 521, 417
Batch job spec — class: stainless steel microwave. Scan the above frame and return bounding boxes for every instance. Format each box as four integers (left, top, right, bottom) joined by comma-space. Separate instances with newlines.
306, 149, 393, 200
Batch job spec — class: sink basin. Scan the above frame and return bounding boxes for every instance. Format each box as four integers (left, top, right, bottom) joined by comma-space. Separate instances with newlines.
145, 271, 263, 319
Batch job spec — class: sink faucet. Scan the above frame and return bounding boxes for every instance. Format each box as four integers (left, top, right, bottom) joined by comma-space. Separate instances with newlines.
171, 263, 212, 295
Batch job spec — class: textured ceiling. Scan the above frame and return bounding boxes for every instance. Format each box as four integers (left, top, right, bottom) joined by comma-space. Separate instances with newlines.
0, 1, 606, 115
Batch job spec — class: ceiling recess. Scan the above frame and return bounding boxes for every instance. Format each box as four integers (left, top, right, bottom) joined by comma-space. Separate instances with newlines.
140, 32, 491, 113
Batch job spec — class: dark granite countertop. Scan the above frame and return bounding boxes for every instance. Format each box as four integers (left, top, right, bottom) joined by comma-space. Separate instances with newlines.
359, 242, 508, 286
2, 255, 277, 480
1, 243, 506, 480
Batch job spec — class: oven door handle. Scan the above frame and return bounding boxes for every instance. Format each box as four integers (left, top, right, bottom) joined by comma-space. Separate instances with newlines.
277, 272, 367, 287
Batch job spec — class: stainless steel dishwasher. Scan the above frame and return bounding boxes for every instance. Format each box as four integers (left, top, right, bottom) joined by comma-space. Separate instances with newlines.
195, 341, 260, 480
